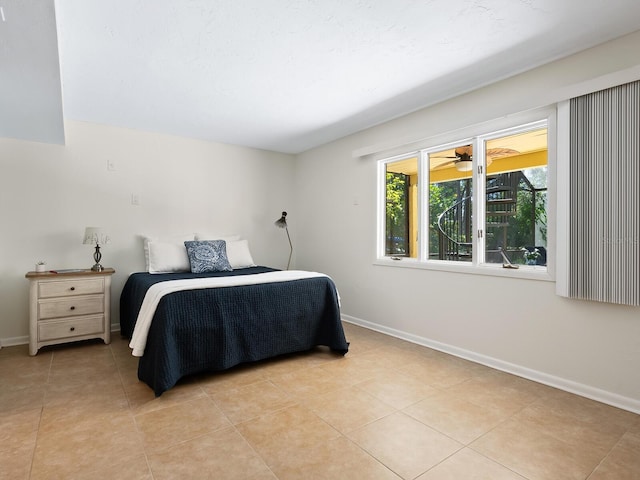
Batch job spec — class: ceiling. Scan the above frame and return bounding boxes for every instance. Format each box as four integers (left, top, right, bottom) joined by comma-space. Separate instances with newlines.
2, 1, 640, 154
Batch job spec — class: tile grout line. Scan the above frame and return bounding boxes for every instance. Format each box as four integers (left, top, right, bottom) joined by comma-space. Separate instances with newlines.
28, 351, 54, 480
110, 342, 158, 480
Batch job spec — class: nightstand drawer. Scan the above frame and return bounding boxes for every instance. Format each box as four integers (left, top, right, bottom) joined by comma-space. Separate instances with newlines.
39, 278, 105, 298
38, 315, 105, 341
39, 294, 104, 319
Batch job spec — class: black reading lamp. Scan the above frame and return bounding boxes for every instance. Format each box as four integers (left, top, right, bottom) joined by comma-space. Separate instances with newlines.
274, 211, 293, 270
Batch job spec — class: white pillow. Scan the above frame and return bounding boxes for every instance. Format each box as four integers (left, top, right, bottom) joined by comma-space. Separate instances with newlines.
194, 232, 241, 242
143, 235, 193, 273
225, 239, 256, 269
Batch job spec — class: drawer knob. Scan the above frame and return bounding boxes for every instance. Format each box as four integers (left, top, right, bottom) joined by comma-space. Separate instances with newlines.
70, 327, 75, 332
70, 306, 75, 310
70, 287, 76, 291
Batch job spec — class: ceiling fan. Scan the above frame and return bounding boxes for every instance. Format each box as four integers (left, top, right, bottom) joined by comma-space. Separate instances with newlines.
435, 145, 474, 172
432, 145, 519, 172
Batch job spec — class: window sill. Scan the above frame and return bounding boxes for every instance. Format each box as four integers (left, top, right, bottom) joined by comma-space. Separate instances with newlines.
373, 257, 553, 281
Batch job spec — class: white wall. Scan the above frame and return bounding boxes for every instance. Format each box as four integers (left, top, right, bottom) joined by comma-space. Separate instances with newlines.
0, 121, 295, 342
294, 31, 640, 412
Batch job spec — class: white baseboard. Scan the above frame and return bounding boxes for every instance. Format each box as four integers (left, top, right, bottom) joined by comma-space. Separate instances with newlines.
342, 314, 640, 415
0, 324, 121, 349
0, 335, 29, 348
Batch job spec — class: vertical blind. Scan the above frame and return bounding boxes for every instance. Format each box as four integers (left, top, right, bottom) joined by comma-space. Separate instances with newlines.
569, 80, 640, 305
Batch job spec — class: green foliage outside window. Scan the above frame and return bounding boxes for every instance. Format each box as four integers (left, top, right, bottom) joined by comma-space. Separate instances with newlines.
385, 172, 409, 255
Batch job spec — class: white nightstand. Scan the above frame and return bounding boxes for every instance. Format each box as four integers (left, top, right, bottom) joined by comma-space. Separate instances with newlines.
25, 268, 115, 355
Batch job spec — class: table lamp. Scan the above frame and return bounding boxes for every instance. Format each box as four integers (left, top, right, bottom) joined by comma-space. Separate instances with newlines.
83, 227, 110, 271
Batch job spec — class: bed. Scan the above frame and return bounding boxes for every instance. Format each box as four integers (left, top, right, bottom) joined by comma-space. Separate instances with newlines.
120, 266, 349, 396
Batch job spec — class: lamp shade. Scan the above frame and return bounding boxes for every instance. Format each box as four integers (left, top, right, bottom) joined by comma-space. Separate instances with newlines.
274, 211, 288, 228
83, 227, 110, 245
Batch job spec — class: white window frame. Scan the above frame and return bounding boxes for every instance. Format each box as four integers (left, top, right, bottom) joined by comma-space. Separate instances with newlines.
377, 151, 420, 259
375, 109, 556, 282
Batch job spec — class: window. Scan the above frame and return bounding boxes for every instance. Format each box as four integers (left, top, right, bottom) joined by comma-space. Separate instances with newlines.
428, 143, 475, 263
380, 121, 549, 272
385, 156, 418, 257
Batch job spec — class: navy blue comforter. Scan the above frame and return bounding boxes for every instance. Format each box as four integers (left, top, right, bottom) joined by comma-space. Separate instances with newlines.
120, 267, 349, 395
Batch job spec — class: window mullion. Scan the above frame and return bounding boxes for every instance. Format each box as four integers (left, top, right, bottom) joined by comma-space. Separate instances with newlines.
474, 138, 486, 265
419, 150, 429, 261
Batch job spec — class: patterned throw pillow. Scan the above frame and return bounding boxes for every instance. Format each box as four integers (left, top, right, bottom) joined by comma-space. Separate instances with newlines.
184, 240, 233, 273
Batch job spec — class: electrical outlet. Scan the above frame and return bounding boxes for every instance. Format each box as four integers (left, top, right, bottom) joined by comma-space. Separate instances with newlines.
131, 194, 140, 205
107, 159, 116, 171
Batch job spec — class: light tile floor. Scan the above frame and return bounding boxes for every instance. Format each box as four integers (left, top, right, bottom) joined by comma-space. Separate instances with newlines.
1, 322, 639, 479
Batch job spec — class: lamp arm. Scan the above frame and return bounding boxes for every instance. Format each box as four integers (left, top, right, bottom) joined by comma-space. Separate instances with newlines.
285, 227, 293, 270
